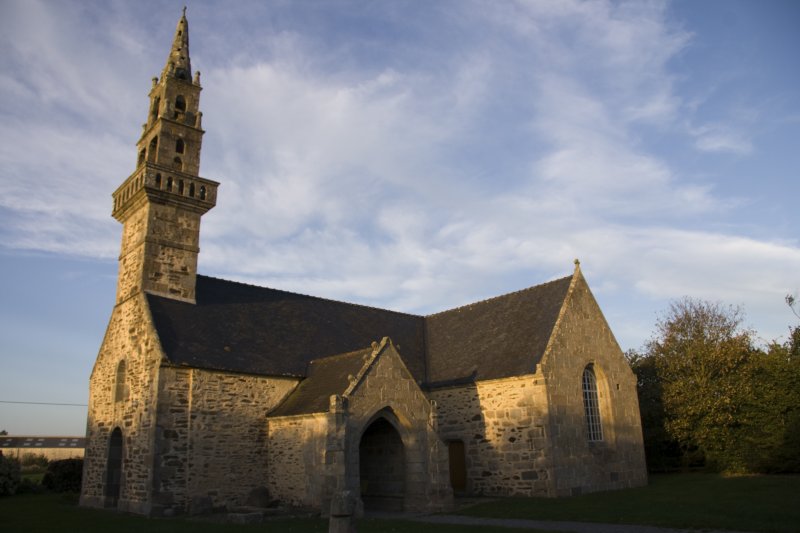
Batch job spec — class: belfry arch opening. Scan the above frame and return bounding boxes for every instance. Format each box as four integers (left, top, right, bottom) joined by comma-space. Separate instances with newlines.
359, 416, 406, 512
104, 428, 123, 508
174, 95, 186, 118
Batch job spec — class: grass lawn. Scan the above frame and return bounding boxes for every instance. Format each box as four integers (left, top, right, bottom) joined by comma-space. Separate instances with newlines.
460, 473, 800, 532
0, 492, 550, 533
20, 472, 45, 484
2, 474, 797, 532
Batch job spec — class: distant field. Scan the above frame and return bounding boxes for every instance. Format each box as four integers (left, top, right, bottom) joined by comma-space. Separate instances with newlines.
460, 473, 800, 533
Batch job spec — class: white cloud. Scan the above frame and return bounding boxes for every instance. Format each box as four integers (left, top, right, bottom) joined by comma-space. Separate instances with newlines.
0, 0, 797, 351
692, 124, 754, 155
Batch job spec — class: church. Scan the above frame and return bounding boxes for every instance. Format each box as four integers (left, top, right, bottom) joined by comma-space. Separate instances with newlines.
79, 11, 647, 517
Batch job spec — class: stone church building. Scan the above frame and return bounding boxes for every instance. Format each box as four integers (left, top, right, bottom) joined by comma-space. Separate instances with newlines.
80, 12, 647, 517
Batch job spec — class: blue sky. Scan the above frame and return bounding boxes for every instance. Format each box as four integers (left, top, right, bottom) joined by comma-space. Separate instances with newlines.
1, 0, 798, 436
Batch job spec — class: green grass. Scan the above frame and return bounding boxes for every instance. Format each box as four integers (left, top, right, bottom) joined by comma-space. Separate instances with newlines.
3, 475, 797, 532
0, 493, 550, 533
459, 473, 800, 532
21, 471, 45, 484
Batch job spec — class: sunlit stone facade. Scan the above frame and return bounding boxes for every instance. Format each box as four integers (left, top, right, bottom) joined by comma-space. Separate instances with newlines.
80, 10, 646, 518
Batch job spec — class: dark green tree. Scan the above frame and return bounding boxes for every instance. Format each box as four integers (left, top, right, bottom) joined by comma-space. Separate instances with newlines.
638, 298, 800, 473
646, 298, 756, 472
626, 350, 683, 471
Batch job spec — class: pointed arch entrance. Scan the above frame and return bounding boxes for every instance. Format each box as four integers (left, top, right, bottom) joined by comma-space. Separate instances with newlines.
104, 427, 123, 508
358, 416, 405, 511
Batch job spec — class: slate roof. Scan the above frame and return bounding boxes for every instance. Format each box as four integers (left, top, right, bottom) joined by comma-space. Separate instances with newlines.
146, 275, 426, 379
425, 275, 573, 382
269, 347, 374, 417
0, 436, 86, 449
146, 272, 574, 384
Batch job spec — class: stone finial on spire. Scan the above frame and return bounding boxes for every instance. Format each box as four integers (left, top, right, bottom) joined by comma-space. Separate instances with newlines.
163, 8, 192, 81
573, 258, 581, 271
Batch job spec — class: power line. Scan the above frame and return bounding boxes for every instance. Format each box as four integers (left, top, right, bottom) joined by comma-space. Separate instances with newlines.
0, 400, 87, 407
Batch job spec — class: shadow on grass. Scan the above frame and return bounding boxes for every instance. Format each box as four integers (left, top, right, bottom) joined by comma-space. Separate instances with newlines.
0, 492, 557, 533
458, 473, 800, 533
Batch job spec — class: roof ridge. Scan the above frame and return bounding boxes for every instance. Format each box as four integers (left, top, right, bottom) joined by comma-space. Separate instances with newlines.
308, 345, 374, 365
197, 273, 423, 319
424, 273, 573, 318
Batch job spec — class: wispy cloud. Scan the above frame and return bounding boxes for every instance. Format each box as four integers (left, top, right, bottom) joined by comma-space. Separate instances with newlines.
691, 123, 754, 155
0, 0, 797, 349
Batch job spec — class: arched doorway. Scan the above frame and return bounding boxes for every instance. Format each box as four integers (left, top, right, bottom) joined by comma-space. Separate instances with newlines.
359, 417, 405, 511
104, 428, 123, 508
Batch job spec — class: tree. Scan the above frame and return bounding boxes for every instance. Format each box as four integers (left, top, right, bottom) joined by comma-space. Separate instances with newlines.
646, 298, 756, 472
0, 430, 7, 436
787, 294, 799, 320
0, 455, 20, 496
638, 297, 800, 473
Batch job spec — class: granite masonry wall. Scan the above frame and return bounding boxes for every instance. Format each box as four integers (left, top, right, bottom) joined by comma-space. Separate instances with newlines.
153, 367, 298, 514
539, 275, 648, 496
80, 294, 162, 514
343, 343, 453, 513
266, 342, 453, 514
266, 414, 327, 508
430, 374, 554, 497
115, 200, 204, 304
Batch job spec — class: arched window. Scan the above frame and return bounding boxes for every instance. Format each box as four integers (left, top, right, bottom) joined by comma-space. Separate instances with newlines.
175, 138, 185, 154
155, 173, 162, 188
178, 180, 185, 195
151, 96, 161, 122
582, 365, 603, 442
148, 136, 158, 162
174, 95, 186, 118
189, 182, 195, 197
199, 185, 206, 200
166, 176, 173, 192
114, 361, 126, 403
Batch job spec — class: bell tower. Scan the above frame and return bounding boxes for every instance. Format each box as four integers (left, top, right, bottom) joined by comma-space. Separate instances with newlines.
112, 8, 218, 304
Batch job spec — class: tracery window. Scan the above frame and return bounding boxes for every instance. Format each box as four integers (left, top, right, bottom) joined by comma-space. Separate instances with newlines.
582, 365, 603, 442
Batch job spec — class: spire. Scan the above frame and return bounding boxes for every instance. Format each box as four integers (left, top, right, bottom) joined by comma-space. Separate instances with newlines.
163, 7, 192, 81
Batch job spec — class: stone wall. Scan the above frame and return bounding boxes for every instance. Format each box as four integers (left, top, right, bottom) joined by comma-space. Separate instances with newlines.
80, 294, 162, 514
343, 342, 453, 513
266, 341, 453, 514
154, 367, 298, 515
431, 374, 553, 497
266, 414, 327, 508
115, 200, 203, 304
115, 203, 149, 304
539, 273, 647, 496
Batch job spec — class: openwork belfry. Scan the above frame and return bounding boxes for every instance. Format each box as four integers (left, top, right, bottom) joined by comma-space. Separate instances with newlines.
80, 10, 647, 517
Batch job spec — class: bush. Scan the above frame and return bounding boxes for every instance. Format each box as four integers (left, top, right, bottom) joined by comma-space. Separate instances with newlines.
16, 477, 45, 494
42, 458, 83, 493
20, 454, 49, 476
0, 454, 21, 496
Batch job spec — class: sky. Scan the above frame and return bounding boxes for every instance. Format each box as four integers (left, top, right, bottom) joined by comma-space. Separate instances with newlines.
0, 0, 798, 436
